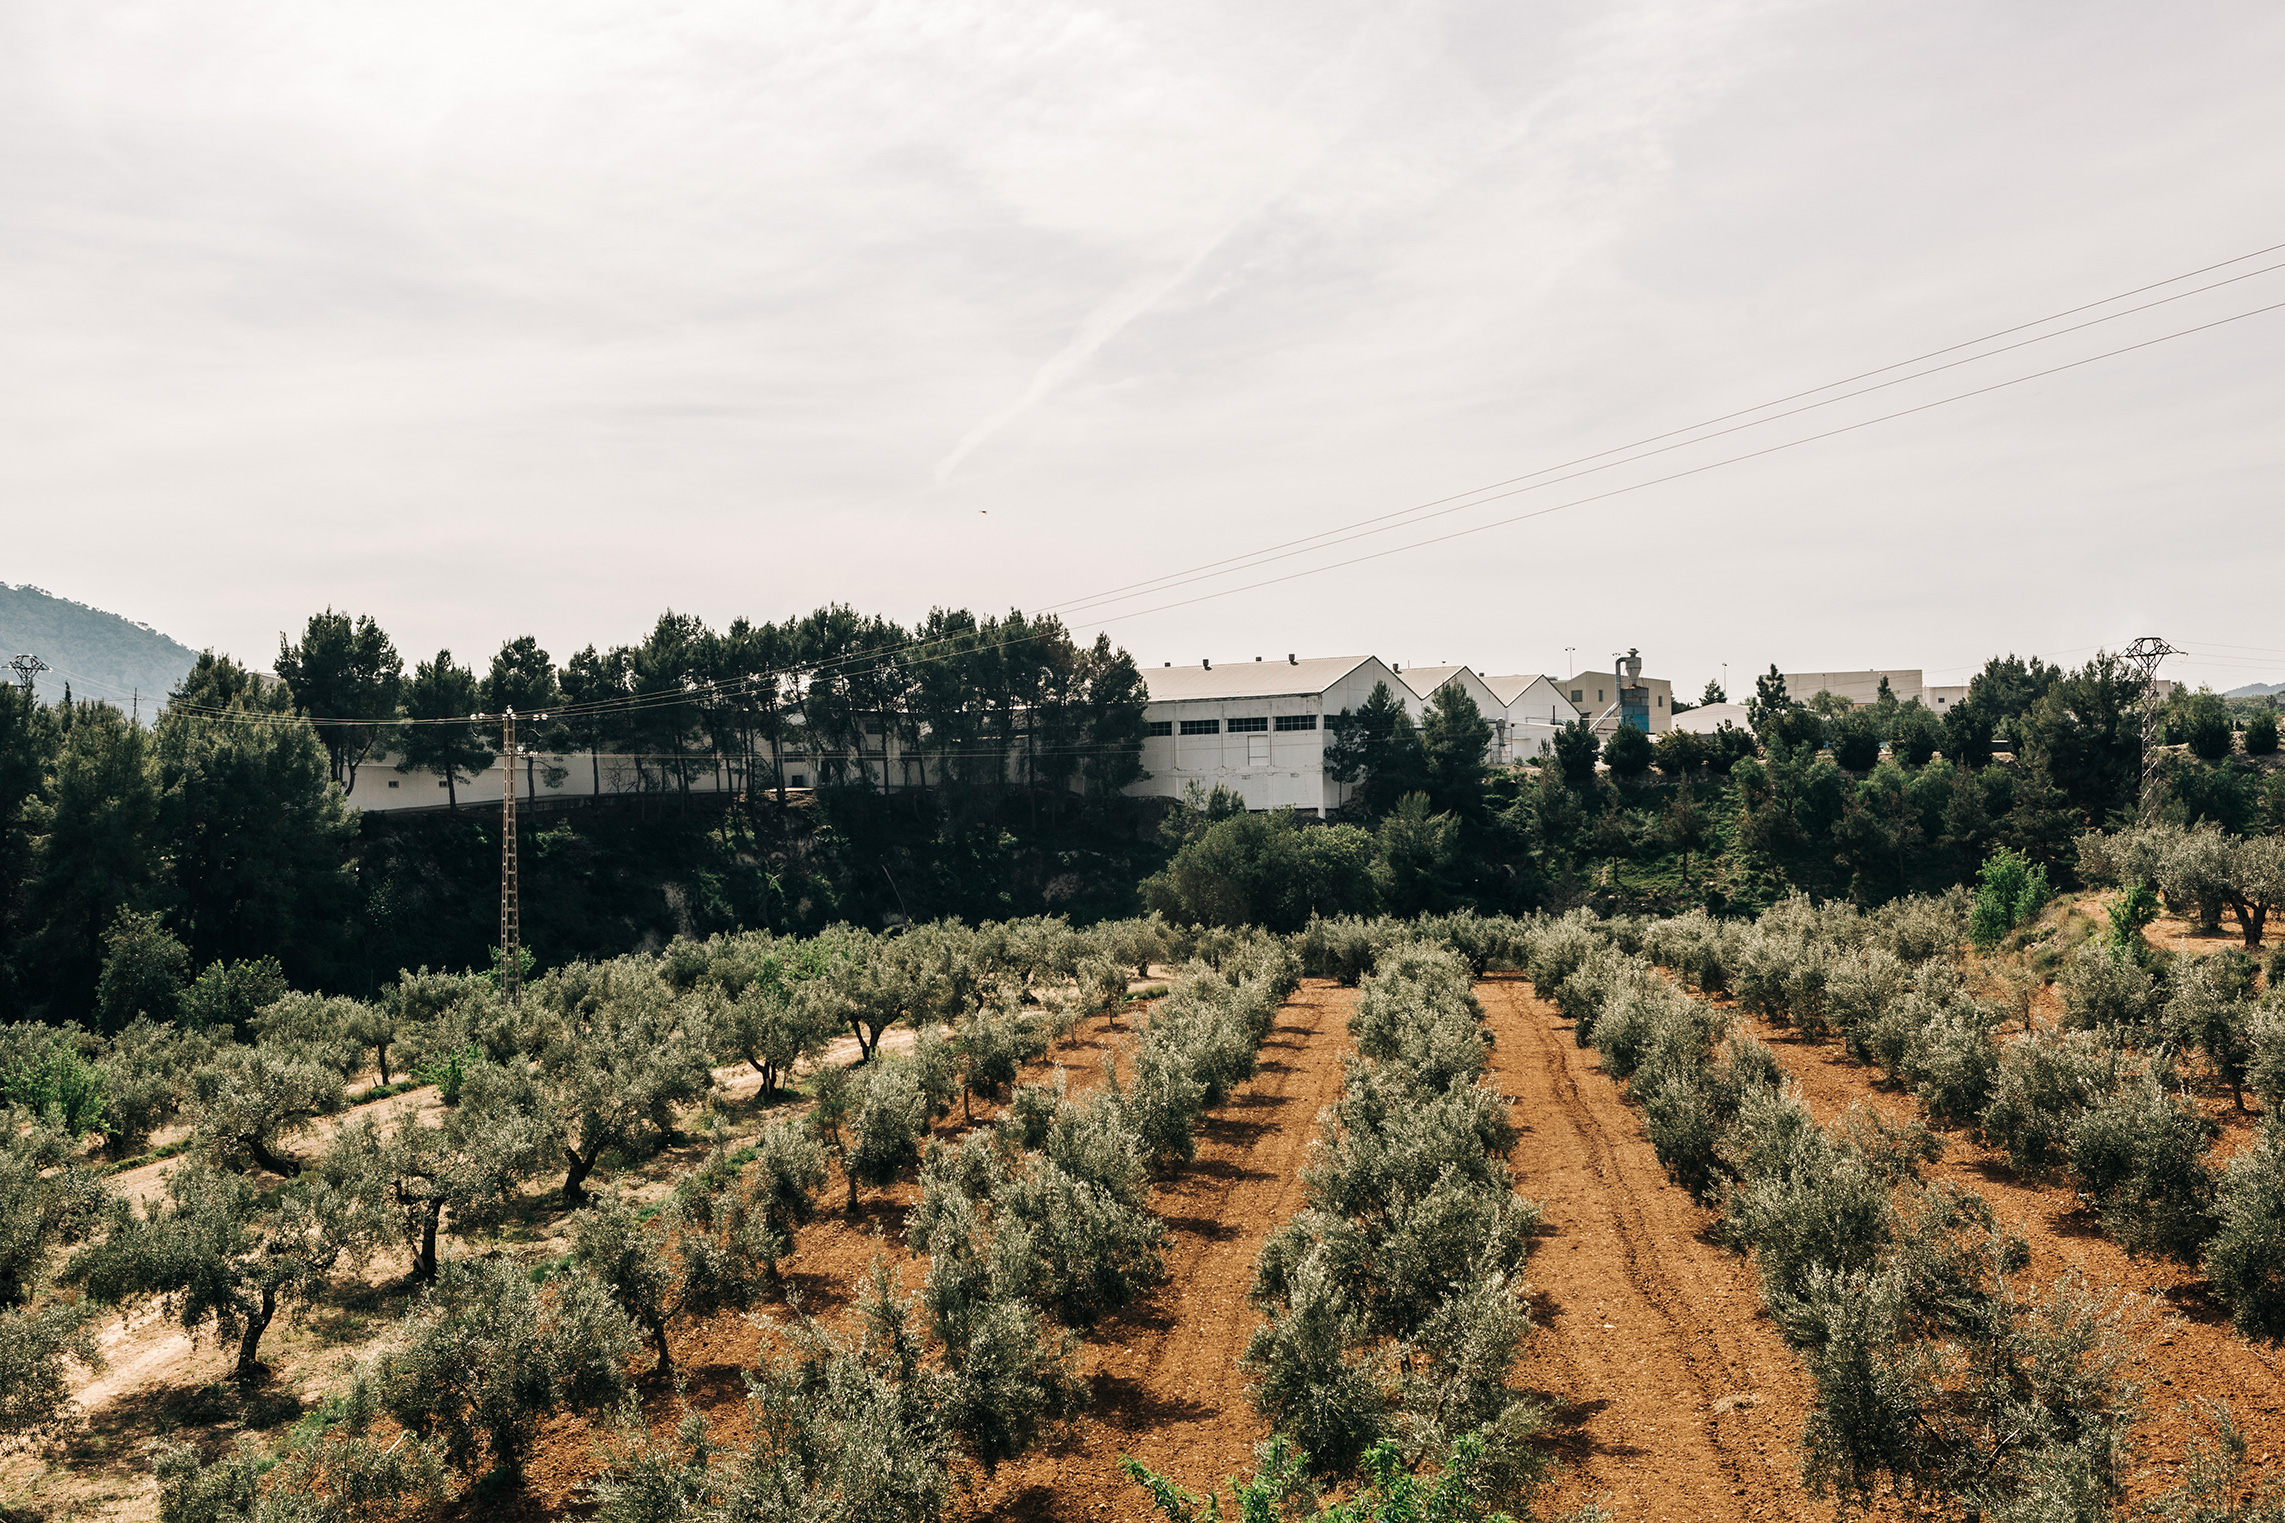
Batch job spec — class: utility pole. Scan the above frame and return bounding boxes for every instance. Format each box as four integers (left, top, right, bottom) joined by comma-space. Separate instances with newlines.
2123, 635, 2177, 821
8, 654, 47, 692
500, 709, 522, 1005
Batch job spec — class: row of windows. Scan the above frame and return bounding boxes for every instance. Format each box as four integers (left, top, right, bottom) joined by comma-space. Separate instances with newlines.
1147, 714, 1322, 737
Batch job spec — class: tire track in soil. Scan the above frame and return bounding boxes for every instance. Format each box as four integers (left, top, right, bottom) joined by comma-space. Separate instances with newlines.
1478, 975, 1833, 1523
1730, 1005, 2285, 1497
960, 976, 1359, 1522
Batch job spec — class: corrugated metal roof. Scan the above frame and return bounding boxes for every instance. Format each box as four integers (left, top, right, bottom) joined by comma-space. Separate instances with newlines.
1143, 655, 1378, 702
1396, 664, 1476, 699
1483, 673, 1556, 706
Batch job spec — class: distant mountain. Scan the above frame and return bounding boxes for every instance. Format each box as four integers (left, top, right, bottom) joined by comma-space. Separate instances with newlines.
0, 583, 200, 711
2225, 681, 2284, 698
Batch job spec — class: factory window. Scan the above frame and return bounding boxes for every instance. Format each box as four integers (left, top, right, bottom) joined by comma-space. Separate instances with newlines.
387, 779, 399, 788
1571, 689, 1582, 702
1145, 720, 1173, 737
1227, 716, 1268, 733
1274, 714, 1317, 731
790, 773, 807, 788
1179, 719, 1220, 735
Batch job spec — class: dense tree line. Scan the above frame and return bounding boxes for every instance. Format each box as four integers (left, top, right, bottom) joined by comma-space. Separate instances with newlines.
263, 603, 1150, 807
1143, 653, 2285, 939
0, 603, 1156, 1026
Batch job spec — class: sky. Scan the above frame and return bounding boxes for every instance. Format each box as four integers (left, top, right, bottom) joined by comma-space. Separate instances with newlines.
4, 0, 2283, 702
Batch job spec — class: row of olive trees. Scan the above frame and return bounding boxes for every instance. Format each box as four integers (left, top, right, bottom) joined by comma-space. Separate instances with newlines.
1238, 939, 1548, 1510
1528, 918, 2167, 1520
1613, 879, 2285, 1347
0, 910, 1190, 1467
120, 914, 1282, 1519
564, 928, 1302, 1522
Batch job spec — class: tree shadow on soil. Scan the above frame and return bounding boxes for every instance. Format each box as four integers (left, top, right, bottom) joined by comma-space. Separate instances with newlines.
1521, 1395, 1647, 1462
60, 1375, 307, 1481
2158, 1279, 2236, 1328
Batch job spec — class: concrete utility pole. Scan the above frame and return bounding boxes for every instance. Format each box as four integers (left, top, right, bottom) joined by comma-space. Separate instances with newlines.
2123, 635, 2178, 822
8, 654, 47, 692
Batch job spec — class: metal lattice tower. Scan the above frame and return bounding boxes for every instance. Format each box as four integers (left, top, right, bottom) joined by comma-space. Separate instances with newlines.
8, 654, 47, 691
2123, 635, 2178, 821
500, 709, 522, 1004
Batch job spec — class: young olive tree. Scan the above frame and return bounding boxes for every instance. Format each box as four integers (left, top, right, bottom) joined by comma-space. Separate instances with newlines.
568, 1154, 781, 1375
71, 1163, 381, 1384
840, 1058, 932, 1211
377, 1255, 639, 1479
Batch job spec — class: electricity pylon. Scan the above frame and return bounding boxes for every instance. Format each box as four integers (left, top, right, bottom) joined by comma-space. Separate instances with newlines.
2123, 636, 2177, 821
500, 709, 524, 1004
7, 654, 47, 691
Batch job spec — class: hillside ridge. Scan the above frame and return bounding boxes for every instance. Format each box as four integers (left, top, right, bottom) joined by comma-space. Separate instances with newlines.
0, 582, 199, 709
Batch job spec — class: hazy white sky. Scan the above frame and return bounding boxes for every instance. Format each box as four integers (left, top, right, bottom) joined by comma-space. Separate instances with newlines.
5, 0, 2282, 698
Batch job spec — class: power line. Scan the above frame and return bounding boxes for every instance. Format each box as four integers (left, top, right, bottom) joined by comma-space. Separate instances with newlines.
1047, 250, 2285, 617
125, 273, 2285, 734
1069, 295, 2285, 625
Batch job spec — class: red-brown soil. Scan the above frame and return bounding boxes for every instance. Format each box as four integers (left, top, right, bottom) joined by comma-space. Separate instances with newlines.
1479, 975, 1836, 1523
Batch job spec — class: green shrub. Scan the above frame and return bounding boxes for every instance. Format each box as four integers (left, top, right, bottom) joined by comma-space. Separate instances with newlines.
2, 1037, 107, 1138
2246, 710, 2280, 756
2207, 1123, 2285, 1340
1969, 848, 2050, 950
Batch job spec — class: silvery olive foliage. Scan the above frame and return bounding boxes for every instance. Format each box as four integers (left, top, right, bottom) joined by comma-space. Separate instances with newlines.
1246, 943, 1545, 1494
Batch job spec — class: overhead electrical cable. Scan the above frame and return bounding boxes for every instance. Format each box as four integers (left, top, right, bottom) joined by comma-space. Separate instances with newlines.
143, 269, 2285, 732
1039, 240, 2285, 614
1067, 296, 2285, 624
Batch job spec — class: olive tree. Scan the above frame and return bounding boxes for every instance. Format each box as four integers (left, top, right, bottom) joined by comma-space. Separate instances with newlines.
188, 1044, 348, 1177
568, 1159, 780, 1375
377, 1255, 638, 1478
2207, 1122, 2285, 1341
0, 1121, 108, 1446
529, 958, 716, 1202
324, 1061, 550, 1281
71, 1163, 381, 1384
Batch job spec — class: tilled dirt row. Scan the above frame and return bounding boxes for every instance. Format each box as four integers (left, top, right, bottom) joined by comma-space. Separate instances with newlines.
1730, 1004, 2285, 1498
960, 978, 1359, 1521
1478, 975, 1836, 1523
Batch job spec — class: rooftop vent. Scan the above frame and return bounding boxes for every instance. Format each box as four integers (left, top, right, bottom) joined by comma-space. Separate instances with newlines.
1203, 659, 1211, 670
1288, 653, 1297, 664
1255, 655, 1262, 662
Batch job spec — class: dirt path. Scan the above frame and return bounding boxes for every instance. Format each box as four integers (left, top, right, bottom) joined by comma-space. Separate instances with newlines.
960, 977, 1359, 1521
1733, 1007, 2285, 1496
1478, 975, 1835, 1523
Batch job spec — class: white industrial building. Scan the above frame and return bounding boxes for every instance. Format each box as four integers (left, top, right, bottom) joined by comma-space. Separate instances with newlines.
1128, 654, 1401, 815
1394, 665, 1506, 738
1485, 674, 1581, 761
